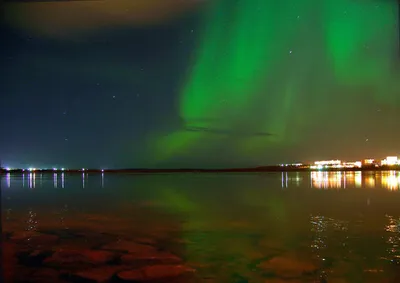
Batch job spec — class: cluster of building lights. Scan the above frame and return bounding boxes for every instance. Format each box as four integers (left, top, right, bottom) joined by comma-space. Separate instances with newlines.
4, 167, 67, 172
310, 160, 362, 169
3, 167, 106, 172
280, 156, 400, 170
381, 156, 400, 166
2, 156, 400, 173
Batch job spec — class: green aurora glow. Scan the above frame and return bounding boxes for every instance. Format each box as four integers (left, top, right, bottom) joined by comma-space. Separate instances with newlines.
152, 0, 399, 166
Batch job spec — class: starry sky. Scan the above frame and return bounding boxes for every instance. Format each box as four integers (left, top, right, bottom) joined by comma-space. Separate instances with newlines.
1, 0, 399, 169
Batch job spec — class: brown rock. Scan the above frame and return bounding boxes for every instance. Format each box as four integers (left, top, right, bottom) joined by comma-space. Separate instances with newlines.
117, 265, 195, 282
326, 279, 349, 283
18, 249, 53, 266
258, 254, 318, 278
117, 269, 145, 282
121, 252, 182, 265
264, 279, 302, 283
73, 266, 130, 283
14, 268, 60, 283
3, 242, 18, 282
102, 240, 158, 254
134, 238, 157, 245
10, 231, 39, 241
44, 249, 116, 267
142, 265, 195, 278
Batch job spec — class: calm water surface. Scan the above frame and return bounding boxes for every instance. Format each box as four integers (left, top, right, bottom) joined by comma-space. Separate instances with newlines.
2, 171, 400, 282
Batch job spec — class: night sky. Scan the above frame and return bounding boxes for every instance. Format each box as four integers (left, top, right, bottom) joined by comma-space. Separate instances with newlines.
1, 0, 399, 169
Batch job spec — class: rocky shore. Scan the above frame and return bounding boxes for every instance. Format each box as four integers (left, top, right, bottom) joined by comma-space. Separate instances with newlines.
3, 230, 197, 283
3, 228, 395, 283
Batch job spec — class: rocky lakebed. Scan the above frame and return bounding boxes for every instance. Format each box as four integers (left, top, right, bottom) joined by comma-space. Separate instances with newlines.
2, 228, 397, 283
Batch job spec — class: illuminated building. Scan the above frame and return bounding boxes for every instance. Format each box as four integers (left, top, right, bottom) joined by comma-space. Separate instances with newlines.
311, 160, 342, 169
314, 160, 341, 166
363, 159, 376, 166
342, 161, 362, 168
381, 156, 399, 166
280, 163, 304, 167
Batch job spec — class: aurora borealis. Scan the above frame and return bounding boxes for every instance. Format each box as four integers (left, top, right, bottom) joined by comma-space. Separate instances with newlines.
1, 0, 400, 168
154, 0, 399, 167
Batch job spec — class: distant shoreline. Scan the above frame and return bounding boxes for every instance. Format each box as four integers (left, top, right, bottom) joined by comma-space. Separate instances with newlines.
1, 166, 399, 174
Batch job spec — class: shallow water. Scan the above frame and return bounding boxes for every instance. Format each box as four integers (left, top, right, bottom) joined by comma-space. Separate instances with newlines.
2, 171, 400, 282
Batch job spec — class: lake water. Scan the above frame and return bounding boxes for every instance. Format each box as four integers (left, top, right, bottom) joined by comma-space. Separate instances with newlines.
2, 171, 400, 282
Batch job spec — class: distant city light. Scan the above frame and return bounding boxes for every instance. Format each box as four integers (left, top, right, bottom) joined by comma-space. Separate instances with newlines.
382, 156, 399, 166
2, 154, 400, 173
315, 160, 341, 166
279, 163, 303, 167
342, 161, 362, 168
364, 159, 375, 165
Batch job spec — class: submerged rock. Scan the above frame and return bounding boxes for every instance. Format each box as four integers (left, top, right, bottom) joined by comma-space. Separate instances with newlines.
3, 242, 18, 282
258, 254, 318, 279
72, 265, 130, 283
263, 279, 303, 283
101, 240, 158, 254
121, 252, 182, 266
117, 269, 144, 282
133, 237, 158, 246
14, 268, 60, 283
44, 249, 116, 268
18, 249, 53, 267
117, 264, 196, 282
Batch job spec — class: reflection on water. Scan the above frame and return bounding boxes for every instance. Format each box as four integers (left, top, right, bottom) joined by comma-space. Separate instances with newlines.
28, 172, 35, 189
6, 172, 10, 188
5, 170, 399, 191
26, 209, 38, 232
2, 170, 400, 282
386, 215, 400, 263
82, 172, 86, 188
308, 170, 400, 190
53, 173, 58, 189
281, 172, 303, 188
382, 172, 400, 190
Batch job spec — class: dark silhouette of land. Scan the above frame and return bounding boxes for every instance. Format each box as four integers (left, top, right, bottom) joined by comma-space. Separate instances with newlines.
1, 165, 399, 174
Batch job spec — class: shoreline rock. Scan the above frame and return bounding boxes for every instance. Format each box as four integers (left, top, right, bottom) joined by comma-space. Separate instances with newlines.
117, 265, 196, 282
44, 249, 117, 268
